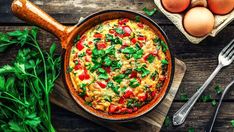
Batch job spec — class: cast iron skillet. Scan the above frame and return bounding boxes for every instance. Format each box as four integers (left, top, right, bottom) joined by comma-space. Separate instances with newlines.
11, 0, 175, 121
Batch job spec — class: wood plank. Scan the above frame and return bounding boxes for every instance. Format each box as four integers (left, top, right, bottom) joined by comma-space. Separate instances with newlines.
1, 0, 234, 26
51, 102, 234, 132
0, 26, 233, 101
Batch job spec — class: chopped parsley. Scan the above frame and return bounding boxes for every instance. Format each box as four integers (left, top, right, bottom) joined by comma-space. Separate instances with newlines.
135, 66, 150, 78
153, 37, 168, 53
74, 34, 80, 43
79, 83, 87, 97
66, 66, 73, 73
231, 120, 234, 128
200, 94, 212, 102
133, 49, 143, 59
121, 47, 136, 54
107, 81, 119, 95
135, 15, 140, 22
129, 78, 140, 88
214, 85, 223, 94
113, 74, 125, 84
143, 7, 157, 16
147, 54, 155, 63
211, 99, 217, 107
115, 28, 124, 34
180, 92, 189, 102
150, 71, 158, 80
78, 52, 86, 57
104, 96, 112, 102
161, 59, 168, 65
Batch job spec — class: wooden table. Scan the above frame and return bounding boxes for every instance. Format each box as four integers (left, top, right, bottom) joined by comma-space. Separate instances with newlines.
1, 0, 234, 131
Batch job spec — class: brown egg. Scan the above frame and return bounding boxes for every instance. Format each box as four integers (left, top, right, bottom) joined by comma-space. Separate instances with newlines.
183, 7, 215, 37
161, 0, 190, 13
208, 0, 234, 15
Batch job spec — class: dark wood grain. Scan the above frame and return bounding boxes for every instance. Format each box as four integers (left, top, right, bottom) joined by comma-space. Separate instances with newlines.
1, 0, 234, 131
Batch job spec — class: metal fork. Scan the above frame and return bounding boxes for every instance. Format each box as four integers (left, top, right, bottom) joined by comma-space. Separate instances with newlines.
173, 39, 234, 126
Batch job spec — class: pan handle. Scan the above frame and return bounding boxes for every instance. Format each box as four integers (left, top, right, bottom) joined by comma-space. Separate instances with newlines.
11, 0, 75, 49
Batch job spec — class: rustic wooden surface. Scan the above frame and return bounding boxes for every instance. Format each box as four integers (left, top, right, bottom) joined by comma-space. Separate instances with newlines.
0, 0, 234, 131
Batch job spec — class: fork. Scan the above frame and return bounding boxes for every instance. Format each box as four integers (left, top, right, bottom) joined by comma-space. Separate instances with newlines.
173, 39, 234, 126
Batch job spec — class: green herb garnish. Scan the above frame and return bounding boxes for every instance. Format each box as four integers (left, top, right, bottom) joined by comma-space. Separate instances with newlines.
113, 74, 125, 84
147, 54, 155, 63
231, 120, 234, 128
121, 47, 136, 54
214, 85, 223, 94
161, 59, 168, 65
163, 116, 171, 127
211, 99, 217, 107
135, 15, 140, 22
201, 94, 212, 102
188, 127, 195, 132
129, 78, 140, 88
143, 7, 157, 16
180, 92, 189, 102
0, 27, 60, 132
115, 28, 124, 34
107, 81, 119, 95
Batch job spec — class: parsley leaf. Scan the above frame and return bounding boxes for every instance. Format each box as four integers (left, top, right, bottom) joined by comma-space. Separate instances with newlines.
231, 120, 234, 128
147, 54, 155, 63
163, 116, 171, 127
113, 74, 125, 84
161, 59, 168, 65
115, 28, 124, 34
201, 94, 212, 102
135, 15, 140, 22
129, 78, 140, 88
108, 81, 119, 95
121, 47, 136, 54
143, 7, 157, 16
188, 127, 195, 132
211, 99, 217, 107
214, 85, 223, 94
180, 92, 189, 102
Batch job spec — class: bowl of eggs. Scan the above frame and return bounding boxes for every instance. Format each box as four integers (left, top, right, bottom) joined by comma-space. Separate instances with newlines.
154, 0, 234, 44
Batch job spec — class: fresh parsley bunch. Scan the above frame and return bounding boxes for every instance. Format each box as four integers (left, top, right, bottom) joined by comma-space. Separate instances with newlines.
0, 27, 61, 132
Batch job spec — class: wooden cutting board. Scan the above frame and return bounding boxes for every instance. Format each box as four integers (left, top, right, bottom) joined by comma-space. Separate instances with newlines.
50, 58, 186, 132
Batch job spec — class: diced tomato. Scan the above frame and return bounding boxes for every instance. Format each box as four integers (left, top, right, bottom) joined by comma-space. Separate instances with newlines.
80, 35, 87, 41
133, 107, 138, 112
123, 90, 133, 98
138, 93, 147, 102
130, 71, 138, 78
120, 44, 128, 50
79, 69, 90, 80
108, 104, 119, 113
102, 66, 111, 73
97, 81, 107, 88
74, 64, 82, 70
122, 26, 132, 37
159, 75, 166, 81
109, 29, 115, 34
76, 35, 87, 51
120, 107, 127, 113
76, 41, 84, 51
131, 38, 137, 44
105, 78, 110, 83
78, 74, 85, 80
151, 91, 156, 97
118, 97, 125, 104
85, 56, 91, 62
86, 49, 92, 55
151, 50, 158, 56
138, 36, 146, 41
137, 77, 141, 83
118, 18, 129, 25
93, 33, 102, 38
137, 23, 144, 28
126, 108, 133, 113
97, 43, 107, 50
88, 41, 93, 45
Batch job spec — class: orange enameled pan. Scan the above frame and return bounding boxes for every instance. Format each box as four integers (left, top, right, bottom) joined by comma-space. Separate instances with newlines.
11, 0, 174, 121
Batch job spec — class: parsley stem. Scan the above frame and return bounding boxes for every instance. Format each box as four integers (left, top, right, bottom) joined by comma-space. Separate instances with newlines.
0, 103, 20, 117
